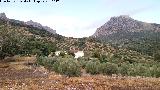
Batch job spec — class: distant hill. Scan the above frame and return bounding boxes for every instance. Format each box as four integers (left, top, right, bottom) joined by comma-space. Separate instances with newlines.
93, 15, 160, 37
26, 20, 56, 34
0, 13, 60, 59
0, 13, 156, 64
92, 15, 160, 56
0, 13, 111, 59
0, 13, 56, 34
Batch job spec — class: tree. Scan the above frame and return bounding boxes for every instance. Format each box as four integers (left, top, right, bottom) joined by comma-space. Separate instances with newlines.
154, 51, 160, 62
53, 58, 81, 77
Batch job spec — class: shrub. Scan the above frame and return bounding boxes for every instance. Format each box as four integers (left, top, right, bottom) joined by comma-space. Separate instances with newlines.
119, 62, 129, 76
98, 63, 108, 74
99, 54, 108, 63
154, 67, 160, 77
31, 49, 42, 56
85, 60, 101, 75
134, 64, 150, 77
150, 64, 160, 77
92, 49, 101, 59
36, 56, 46, 66
36, 56, 57, 69
154, 51, 160, 62
102, 62, 119, 75
127, 63, 151, 77
138, 65, 151, 77
78, 57, 88, 69
53, 58, 81, 77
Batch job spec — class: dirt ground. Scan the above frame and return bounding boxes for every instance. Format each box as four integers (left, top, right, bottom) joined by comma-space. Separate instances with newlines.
0, 65, 160, 90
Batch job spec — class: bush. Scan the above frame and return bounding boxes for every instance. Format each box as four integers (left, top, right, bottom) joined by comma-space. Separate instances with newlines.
154, 51, 160, 62
36, 56, 57, 69
36, 56, 46, 66
85, 60, 101, 75
150, 64, 160, 77
127, 63, 151, 77
99, 54, 108, 63
138, 65, 151, 77
92, 51, 101, 59
154, 67, 160, 77
102, 62, 119, 75
77, 57, 88, 69
119, 62, 129, 76
53, 58, 81, 77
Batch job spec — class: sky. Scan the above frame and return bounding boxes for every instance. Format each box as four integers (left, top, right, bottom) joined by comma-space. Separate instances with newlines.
0, 0, 160, 38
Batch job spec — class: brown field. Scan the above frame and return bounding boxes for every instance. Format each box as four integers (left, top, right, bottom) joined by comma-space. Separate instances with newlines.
0, 65, 160, 90
0, 56, 160, 90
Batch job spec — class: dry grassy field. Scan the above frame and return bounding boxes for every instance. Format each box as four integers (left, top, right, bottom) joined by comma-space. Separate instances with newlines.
0, 65, 160, 90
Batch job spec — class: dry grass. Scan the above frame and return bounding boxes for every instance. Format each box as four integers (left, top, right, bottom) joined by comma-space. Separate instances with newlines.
0, 56, 160, 90
0, 67, 160, 90
0, 56, 36, 71
9, 64, 31, 70
0, 63, 9, 68
2, 56, 36, 64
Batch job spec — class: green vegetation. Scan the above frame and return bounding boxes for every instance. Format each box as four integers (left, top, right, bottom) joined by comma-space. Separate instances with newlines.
37, 56, 81, 77
154, 51, 160, 62
53, 58, 81, 77
1, 17, 160, 78
96, 31, 160, 57
86, 59, 101, 74
0, 21, 57, 59
36, 54, 160, 77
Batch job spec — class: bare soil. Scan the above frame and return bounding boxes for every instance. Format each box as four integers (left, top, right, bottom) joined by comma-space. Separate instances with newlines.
0, 65, 160, 90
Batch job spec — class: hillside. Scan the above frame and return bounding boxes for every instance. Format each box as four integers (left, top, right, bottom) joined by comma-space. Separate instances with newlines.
1, 13, 160, 89
0, 13, 60, 59
93, 15, 160, 56
0, 13, 158, 65
93, 15, 160, 37
0, 13, 122, 59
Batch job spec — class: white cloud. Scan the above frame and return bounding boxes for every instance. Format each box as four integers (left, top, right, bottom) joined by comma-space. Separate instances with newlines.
2, 10, 93, 38
33, 15, 95, 38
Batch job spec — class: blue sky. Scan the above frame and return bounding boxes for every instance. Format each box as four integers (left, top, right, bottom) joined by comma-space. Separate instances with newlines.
0, 0, 160, 38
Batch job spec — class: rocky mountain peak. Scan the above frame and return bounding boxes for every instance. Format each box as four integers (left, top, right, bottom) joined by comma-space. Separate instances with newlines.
108, 15, 133, 23
25, 20, 56, 34
92, 15, 147, 37
0, 13, 8, 20
26, 20, 43, 29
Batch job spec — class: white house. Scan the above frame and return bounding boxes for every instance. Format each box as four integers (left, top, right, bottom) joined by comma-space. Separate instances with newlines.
55, 51, 61, 56
74, 51, 84, 59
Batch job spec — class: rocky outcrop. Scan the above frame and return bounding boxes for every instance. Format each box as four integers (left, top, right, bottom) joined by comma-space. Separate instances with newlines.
25, 20, 56, 34
43, 26, 56, 34
93, 15, 160, 37
0, 13, 8, 20
0, 13, 56, 34
25, 20, 43, 29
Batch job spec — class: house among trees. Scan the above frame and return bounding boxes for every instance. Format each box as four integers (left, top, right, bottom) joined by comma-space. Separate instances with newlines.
74, 51, 84, 59
69, 46, 84, 59
55, 51, 61, 56
53, 47, 84, 58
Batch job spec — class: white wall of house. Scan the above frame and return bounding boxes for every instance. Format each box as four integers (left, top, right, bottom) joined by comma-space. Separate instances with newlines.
55, 51, 61, 56
74, 51, 84, 59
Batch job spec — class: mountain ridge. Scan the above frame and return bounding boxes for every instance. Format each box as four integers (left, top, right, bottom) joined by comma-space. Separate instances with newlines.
0, 13, 56, 34
93, 15, 160, 37
92, 15, 160, 56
